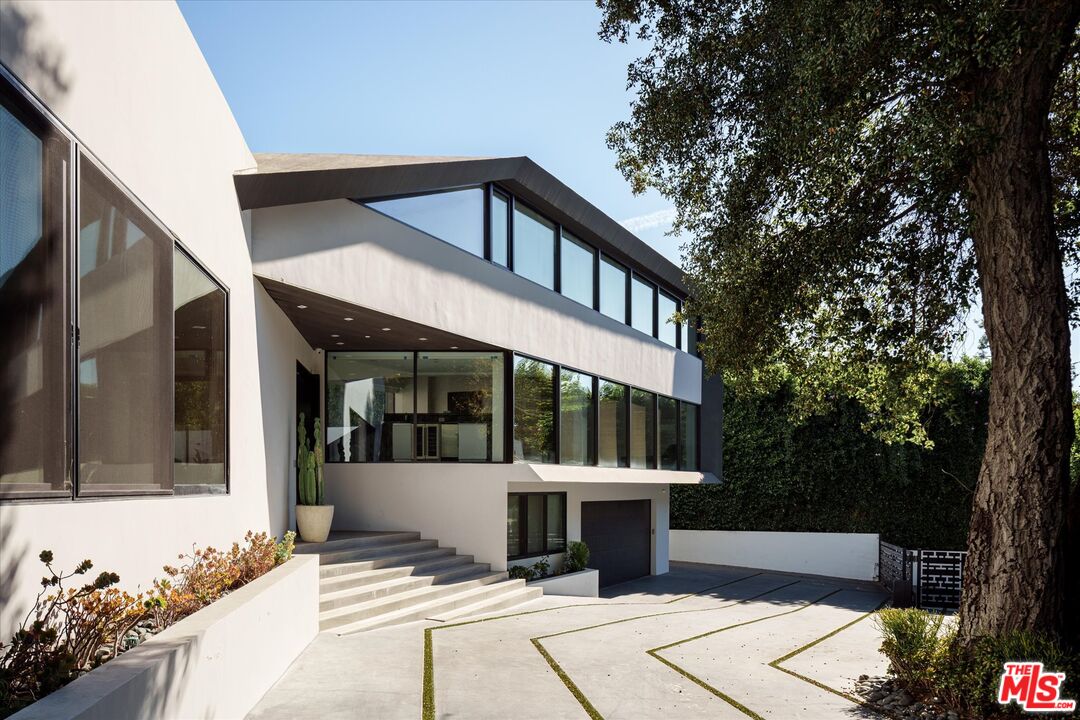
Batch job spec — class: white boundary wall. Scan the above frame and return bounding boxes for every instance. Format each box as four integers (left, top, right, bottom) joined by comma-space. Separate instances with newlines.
670, 530, 879, 581
11, 555, 319, 720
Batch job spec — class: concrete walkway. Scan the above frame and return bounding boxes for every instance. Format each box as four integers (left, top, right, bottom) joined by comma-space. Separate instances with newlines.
247, 562, 889, 720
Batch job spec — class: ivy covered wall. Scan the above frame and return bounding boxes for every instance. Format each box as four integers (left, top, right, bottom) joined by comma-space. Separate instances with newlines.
672, 359, 993, 549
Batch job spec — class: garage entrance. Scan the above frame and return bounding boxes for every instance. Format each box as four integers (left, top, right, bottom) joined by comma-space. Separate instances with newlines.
580, 499, 651, 587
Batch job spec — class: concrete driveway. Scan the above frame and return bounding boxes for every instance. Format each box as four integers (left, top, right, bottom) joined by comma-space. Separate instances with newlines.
248, 562, 889, 720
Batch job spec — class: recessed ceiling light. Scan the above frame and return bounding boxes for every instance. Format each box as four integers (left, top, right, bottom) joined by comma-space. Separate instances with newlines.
330, 334, 340, 338
297, 304, 307, 309
419, 337, 428, 341
450, 346, 458, 350
192, 325, 206, 330
364, 335, 371, 339
336, 342, 344, 346
381, 327, 391, 332
344, 317, 354, 321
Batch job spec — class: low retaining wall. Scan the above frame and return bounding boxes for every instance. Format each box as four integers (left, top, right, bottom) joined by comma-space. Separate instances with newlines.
670, 530, 879, 581
13, 554, 319, 720
529, 569, 599, 597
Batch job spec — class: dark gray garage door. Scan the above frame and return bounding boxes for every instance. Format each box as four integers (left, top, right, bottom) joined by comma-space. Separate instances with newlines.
581, 499, 651, 588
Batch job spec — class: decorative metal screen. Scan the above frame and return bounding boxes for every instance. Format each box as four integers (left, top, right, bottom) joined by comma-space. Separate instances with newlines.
879, 541, 965, 611
916, 549, 966, 610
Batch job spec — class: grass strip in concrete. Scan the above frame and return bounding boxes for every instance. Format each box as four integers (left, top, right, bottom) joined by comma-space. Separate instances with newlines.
422, 571, 763, 720
766, 599, 892, 716
530, 579, 803, 719
643, 587, 843, 719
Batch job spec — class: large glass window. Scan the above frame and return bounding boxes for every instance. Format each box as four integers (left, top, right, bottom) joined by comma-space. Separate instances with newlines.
597, 380, 628, 468
512, 204, 555, 290
599, 256, 628, 323
326, 352, 415, 462
680, 402, 699, 471
367, 188, 484, 257
174, 249, 227, 492
560, 231, 595, 308
559, 369, 594, 466
658, 292, 678, 348
680, 312, 690, 353
491, 189, 509, 267
630, 389, 656, 469
507, 492, 566, 558
0, 91, 69, 499
416, 352, 505, 462
513, 356, 555, 463
78, 157, 174, 495
631, 275, 656, 337
658, 396, 678, 470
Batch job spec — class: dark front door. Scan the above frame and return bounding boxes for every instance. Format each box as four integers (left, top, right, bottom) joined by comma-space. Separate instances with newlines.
581, 499, 651, 588
296, 361, 319, 495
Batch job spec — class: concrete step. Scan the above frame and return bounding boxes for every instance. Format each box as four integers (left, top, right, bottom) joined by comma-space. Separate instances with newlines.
294, 531, 421, 555
332, 579, 532, 635
320, 572, 508, 631
318, 554, 476, 593
313, 539, 439, 566
318, 546, 457, 578
319, 562, 494, 612
430, 585, 545, 623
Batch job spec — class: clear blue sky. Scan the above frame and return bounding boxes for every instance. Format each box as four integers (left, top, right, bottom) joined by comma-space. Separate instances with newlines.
177, 0, 683, 263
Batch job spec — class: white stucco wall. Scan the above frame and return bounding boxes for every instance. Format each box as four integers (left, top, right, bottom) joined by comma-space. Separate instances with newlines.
0, 1, 315, 639
669, 530, 880, 582
251, 200, 702, 403
326, 464, 671, 575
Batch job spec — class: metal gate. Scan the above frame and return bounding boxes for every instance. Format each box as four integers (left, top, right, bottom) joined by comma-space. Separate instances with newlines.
879, 541, 966, 611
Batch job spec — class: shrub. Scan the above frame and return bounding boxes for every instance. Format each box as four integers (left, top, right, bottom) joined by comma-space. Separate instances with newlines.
0, 553, 145, 715
0, 531, 296, 717
874, 608, 1079, 717
564, 541, 590, 573
530, 556, 550, 579
874, 608, 950, 694
149, 531, 296, 626
508, 565, 533, 581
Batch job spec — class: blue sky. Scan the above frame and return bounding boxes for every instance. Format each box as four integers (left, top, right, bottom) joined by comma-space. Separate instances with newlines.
178, 0, 683, 262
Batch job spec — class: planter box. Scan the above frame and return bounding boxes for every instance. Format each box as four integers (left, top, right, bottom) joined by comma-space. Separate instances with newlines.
528, 568, 599, 597
12, 554, 319, 720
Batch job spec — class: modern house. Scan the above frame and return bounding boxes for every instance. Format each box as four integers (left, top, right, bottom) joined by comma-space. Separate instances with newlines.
0, 0, 720, 640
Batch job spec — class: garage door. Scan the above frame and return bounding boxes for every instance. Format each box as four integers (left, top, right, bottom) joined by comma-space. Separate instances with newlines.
581, 499, 651, 588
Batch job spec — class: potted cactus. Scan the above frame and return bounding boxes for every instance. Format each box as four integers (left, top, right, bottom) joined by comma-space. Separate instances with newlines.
296, 413, 334, 542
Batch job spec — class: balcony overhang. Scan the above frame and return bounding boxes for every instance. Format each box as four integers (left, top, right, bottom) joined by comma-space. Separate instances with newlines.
258, 276, 500, 352
508, 464, 719, 485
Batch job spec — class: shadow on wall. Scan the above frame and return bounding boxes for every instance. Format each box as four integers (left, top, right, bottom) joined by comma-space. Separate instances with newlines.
0, 514, 29, 640
0, 2, 70, 102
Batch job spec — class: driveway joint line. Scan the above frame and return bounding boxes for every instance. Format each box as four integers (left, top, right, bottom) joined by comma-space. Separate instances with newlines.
530, 579, 805, 719
643, 587, 843, 720
421, 571, 762, 720
766, 599, 893, 718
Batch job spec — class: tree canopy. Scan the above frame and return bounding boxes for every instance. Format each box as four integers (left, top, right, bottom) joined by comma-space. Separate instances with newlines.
600, 0, 1079, 445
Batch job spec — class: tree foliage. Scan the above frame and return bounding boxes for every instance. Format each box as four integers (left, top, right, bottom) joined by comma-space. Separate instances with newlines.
599, 0, 1079, 444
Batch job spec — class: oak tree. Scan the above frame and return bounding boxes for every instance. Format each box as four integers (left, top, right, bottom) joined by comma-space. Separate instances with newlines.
598, 0, 1079, 642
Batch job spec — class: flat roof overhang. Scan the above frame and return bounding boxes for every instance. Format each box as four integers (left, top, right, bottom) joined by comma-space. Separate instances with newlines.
236, 154, 689, 296
508, 464, 719, 485
258, 276, 500, 351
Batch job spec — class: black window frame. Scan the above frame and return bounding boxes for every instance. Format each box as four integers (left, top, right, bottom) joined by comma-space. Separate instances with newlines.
507, 491, 567, 560
0, 66, 231, 503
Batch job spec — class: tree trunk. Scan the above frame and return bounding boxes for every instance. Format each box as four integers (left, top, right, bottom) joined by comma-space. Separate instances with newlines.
959, 1, 1077, 643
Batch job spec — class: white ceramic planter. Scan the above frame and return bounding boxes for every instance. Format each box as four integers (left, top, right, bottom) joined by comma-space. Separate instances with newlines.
528, 568, 599, 597
296, 504, 335, 543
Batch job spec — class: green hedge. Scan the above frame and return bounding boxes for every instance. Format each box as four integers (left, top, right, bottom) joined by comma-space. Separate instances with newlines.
672, 359, 991, 549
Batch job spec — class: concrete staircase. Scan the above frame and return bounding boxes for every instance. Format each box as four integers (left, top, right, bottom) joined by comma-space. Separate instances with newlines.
295, 532, 542, 635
